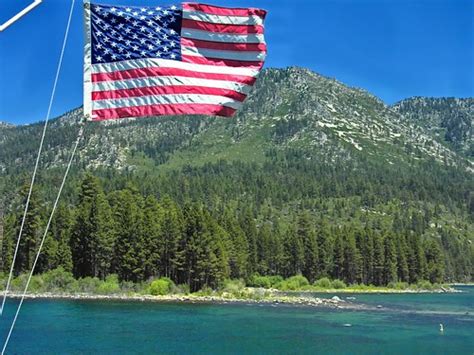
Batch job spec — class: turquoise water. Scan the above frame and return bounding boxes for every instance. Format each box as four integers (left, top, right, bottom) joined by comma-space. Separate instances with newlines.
0, 287, 472, 354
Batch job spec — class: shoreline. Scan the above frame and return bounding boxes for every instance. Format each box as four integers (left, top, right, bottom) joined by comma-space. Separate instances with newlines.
7, 291, 394, 311
6, 286, 460, 310
281, 287, 460, 294
8, 292, 359, 309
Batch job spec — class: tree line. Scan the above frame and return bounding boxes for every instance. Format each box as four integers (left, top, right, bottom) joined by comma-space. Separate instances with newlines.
2, 173, 471, 292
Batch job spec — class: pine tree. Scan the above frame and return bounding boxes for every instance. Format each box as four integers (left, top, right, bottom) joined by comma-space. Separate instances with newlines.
112, 188, 145, 282
15, 184, 42, 274
240, 208, 258, 275
395, 234, 409, 282
373, 234, 385, 286
267, 218, 285, 275
332, 232, 345, 281
297, 211, 318, 282
37, 203, 73, 273
358, 228, 374, 284
160, 196, 183, 280
256, 222, 272, 275
220, 207, 248, 279
70, 174, 114, 279
408, 234, 427, 283
181, 204, 229, 291
142, 196, 163, 280
282, 225, 304, 278
383, 235, 398, 284
343, 229, 360, 284
1, 214, 16, 274
424, 240, 444, 283
316, 219, 333, 279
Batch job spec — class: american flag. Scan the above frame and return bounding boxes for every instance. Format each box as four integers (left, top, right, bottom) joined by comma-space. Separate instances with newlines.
84, 2, 267, 121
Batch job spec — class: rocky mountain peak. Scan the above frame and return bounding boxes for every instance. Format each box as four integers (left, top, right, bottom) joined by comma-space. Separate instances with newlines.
0, 121, 14, 129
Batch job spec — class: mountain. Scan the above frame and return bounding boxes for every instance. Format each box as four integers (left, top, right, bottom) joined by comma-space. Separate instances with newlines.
0, 121, 14, 129
1, 68, 471, 175
0, 67, 472, 285
392, 97, 473, 158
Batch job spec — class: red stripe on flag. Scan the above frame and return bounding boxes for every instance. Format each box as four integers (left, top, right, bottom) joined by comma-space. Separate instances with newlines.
92, 66, 257, 84
181, 19, 264, 34
182, 55, 264, 69
92, 85, 247, 101
181, 37, 266, 52
92, 104, 237, 120
183, 3, 267, 19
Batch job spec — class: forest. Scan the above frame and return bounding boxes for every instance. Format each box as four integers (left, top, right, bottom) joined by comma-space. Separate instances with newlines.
1, 148, 472, 292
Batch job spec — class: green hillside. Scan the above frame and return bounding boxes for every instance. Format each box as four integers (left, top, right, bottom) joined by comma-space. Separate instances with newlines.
393, 97, 473, 158
0, 67, 472, 290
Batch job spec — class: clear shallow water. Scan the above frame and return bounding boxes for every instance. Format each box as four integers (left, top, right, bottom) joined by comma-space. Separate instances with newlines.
0, 287, 472, 354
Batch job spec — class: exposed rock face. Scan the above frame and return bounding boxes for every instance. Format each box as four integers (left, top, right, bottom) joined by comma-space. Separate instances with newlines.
392, 97, 473, 158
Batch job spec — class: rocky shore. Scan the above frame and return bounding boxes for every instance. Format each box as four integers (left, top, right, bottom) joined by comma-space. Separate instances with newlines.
7, 292, 378, 310
6, 285, 459, 311
280, 286, 460, 294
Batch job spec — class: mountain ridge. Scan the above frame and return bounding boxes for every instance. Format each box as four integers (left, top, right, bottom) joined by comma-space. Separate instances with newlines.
0, 121, 14, 128
392, 96, 473, 158
0, 67, 472, 178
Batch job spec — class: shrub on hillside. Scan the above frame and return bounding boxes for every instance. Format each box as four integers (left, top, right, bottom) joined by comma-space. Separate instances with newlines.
97, 274, 120, 294
331, 279, 347, 289
416, 280, 434, 290
387, 281, 409, 290
42, 267, 76, 292
248, 274, 283, 288
76, 277, 102, 293
173, 283, 190, 295
148, 277, 174, 296
220, 279, 246, 297
28, 275, 45, 292
277, 275, 309, 291
313, 277, 332, 289
348, 283, 371, 290
11, 274, 28, 292
194, 285, 214, 296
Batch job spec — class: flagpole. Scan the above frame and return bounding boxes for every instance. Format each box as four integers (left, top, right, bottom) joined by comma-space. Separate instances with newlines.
0, 0, 42, 32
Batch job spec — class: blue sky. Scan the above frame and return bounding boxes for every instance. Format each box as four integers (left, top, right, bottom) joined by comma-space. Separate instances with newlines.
0, 0, 472, 125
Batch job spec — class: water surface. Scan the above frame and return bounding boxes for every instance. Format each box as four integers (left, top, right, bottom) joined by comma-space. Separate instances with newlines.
0, 287, 472, 354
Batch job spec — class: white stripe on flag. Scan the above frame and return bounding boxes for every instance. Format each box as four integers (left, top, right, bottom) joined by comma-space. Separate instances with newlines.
92, 76, 252, 94
181, 28, 264, 44
91, 58, 260, 77
182, 46, 266, 62
92, 93, 243, 110
182, 10, 264, 26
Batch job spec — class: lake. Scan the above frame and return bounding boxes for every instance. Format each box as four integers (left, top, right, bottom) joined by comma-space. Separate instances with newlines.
0, 286, 472, 354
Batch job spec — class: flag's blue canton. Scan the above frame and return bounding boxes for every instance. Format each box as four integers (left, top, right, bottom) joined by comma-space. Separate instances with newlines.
90, 4, 182, 64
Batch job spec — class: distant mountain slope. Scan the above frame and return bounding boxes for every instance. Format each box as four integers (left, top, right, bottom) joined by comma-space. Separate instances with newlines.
392, 97, 473, 158
0, 68, 470, 176
0, 121, 14, 129
0, 67, 472, 211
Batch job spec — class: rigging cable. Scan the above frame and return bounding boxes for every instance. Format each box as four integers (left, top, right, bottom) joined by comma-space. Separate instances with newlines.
1, 123, 84, 355
0, 0, 76, 317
